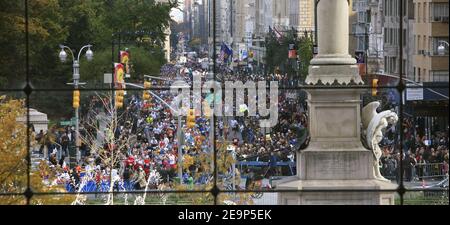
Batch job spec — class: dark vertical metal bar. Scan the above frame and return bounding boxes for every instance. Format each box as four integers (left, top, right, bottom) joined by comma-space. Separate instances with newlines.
230, 0, 233, 38
212, 0, 218, 205
398, 0, 405, 205
314, 0, 319, 54
24, 0, 32, 205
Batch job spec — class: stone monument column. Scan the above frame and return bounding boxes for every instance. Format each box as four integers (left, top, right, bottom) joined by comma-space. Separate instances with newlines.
275, 0, 397, 205
313, 0, 355, 65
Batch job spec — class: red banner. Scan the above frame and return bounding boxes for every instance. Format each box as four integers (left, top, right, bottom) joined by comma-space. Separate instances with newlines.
120, 51, 129, 64
114, 63, 125, 88
358, 63, 366, 76
288, 50, 297, 59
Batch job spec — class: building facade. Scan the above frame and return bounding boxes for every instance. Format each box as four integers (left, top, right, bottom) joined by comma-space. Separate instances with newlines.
290, 0, 314, 32
412, 0, 449, 83
381, 0, 414, 81
351, 0, 385, 75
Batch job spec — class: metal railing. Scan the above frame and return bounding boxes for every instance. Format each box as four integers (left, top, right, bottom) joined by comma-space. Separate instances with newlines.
413, 163, 449, 180
381, 162, 449, 181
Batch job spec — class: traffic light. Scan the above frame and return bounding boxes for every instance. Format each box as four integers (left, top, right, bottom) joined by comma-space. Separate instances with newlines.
187, 109, 196, 128
143, 81, 152, 101
372, 78, 379, 96
144, 81, 151, 89
73, 90, 80, 108
143, 91, 151, 101
115, 89, 124, 108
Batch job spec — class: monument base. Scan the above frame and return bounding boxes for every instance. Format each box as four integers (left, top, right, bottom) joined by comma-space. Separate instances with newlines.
274, 148, 397, 205
276, 179, 396, 205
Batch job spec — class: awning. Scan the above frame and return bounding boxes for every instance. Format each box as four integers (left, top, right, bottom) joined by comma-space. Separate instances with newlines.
422, 82, 449, 101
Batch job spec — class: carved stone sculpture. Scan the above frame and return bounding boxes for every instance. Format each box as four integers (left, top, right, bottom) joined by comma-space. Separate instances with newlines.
362, 102, 398, 181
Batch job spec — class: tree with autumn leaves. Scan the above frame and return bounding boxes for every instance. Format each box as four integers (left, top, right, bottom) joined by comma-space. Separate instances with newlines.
171, 140, 253, 205
0, 96, 74, 204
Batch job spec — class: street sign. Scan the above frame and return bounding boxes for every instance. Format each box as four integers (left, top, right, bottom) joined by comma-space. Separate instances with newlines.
406, 86, 424, 101
286, 92, 297, 99
60, 117, 76, 126
60, 121, 71, 126
104, 73, 112, 84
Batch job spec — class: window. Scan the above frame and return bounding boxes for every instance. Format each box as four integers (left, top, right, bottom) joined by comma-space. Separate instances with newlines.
423, 2, 427, 23
413, 67, 416, 81
408, 0, 415, 19
357, 36, 366, 51
388, 57, 398, 74
403, 29, 406, 47
384, 28, 388, 43
402, 59, 406, 76
424, 68, 427, 81
418, 68, 421, 82
352, 23, 366, 35
418, 3, 421, 22
431, 3, 449, 22
431, 71, 450, 82
390, 29, 394, 46
423, 35, 426, 54
417, 35, 421, 52
358, 11, 368, 23
402, 0, 406, 17
394, 28, 398, 45
384, 56, 388, 72
431, 37, 450, 55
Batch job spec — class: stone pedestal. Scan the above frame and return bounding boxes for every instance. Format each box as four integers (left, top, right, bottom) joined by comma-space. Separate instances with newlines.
275, 87, 397, 205
276, 180, 396, 205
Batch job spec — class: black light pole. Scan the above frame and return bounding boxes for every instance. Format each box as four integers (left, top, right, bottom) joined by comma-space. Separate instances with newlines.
314, 0, 320, 55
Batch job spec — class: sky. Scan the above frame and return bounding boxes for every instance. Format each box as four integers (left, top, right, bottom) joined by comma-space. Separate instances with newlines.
170, 1, 184, 23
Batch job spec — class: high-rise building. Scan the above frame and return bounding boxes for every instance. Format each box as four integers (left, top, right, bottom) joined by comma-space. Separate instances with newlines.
290, 0, 314, 32
351, 0, 384, 75
205, 0, 233, 54
190, 0, 208, 48
184, 0, 193, 39
272, 0, 290, 29
412, 0, 449, 83
381, 0, 414, 81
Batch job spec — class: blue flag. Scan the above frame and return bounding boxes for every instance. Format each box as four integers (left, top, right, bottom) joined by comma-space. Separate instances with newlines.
220, 42, 233, 63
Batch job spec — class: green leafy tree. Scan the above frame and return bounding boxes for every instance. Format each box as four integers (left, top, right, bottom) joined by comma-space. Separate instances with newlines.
0, 0, 177, 120
264, 29, 313, 81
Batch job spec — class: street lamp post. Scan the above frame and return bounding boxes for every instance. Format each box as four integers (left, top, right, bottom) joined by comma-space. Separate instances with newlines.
59, 44, 94, 164
313, 0, 319, 55
175, 63, 184, 183
206, 61, 215, 174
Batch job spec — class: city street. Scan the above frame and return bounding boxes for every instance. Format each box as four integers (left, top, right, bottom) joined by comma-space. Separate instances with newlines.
0, 0, 447, 206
